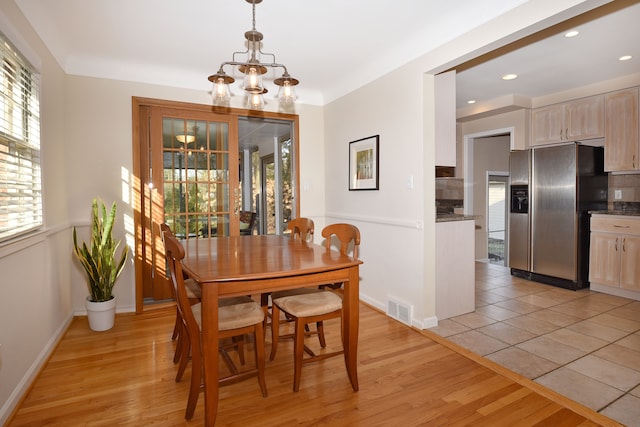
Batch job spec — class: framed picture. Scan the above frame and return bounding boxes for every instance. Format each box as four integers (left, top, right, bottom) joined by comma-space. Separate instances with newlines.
349, 135, 379, 191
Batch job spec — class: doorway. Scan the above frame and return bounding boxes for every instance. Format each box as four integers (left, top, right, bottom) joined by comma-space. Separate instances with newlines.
132, 98, 300, 311
487, 173, 508, 265
463, 130, 511, 263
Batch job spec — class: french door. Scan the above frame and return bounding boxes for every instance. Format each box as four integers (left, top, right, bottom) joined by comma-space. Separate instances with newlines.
133, 98, 300, 310
138, 106, 239, 303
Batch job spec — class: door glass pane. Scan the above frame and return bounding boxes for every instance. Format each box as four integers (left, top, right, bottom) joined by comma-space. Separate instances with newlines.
281, 138, 294, 227
162, 117, 230, 238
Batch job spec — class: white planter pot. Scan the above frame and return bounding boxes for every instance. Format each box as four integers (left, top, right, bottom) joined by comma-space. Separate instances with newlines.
85, 296, 116, 331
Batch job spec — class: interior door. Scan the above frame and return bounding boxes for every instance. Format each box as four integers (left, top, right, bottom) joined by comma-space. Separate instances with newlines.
142, 107, 239, 302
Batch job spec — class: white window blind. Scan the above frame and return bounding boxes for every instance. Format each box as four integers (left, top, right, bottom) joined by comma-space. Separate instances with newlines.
0, 32, 42, 242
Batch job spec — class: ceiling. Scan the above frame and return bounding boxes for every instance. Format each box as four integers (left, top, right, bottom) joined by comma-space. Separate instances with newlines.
12, 0, 640, 142
455, 0, 640, 119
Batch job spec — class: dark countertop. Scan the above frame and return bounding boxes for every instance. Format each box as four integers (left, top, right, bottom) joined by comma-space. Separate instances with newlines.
436, 214, 478, 223
590, 210, 640, 217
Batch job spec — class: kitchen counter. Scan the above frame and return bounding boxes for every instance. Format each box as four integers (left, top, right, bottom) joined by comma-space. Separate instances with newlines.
436, 219, 475, 320
436, 214, 478, 222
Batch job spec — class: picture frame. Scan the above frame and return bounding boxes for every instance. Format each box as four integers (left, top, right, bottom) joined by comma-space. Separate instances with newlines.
349, 135, 379, 191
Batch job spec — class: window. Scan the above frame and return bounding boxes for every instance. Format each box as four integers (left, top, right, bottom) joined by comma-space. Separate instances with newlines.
0, 32, 41, 242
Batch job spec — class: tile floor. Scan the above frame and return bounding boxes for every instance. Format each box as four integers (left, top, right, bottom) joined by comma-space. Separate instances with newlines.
429, 262, 640, 427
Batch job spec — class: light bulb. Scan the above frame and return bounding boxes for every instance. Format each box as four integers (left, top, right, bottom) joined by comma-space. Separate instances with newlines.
246, 92, 264, 110
278, 80, 297, 103
213, 77, 230, 102
244, 66, 263, 92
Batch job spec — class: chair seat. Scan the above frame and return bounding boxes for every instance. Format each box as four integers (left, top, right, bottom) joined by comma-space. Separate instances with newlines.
184, 278, 201, 300
273, 291, 342, 318
271, 287, 322, 300
192, 297, 265, 331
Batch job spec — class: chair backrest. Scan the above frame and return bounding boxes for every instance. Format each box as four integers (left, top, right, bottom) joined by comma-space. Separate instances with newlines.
162, 229, 201, 337
160, 222, 172, 238
321, 223, 360, 259
287, 218, 314, 242
239, 211, 257, 235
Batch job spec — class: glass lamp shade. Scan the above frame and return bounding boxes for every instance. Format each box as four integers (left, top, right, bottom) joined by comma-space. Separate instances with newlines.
246, 92, 265, 110
243, 66, 263, 93
277, 80, 297, 103
212, 77, 231, 102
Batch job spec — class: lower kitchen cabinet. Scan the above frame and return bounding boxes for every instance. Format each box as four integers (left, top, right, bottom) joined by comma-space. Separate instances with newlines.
589, 214, 640, 299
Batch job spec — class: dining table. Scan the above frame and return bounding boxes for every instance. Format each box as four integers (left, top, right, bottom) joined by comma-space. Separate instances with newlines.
180, 234, 363, 426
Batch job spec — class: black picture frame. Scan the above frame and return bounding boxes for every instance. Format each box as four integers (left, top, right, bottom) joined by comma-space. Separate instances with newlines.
349, 135, 379, 191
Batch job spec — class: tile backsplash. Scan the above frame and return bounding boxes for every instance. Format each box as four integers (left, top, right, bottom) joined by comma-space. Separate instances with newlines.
436, 178, 464, 214
609, 174, 640, 212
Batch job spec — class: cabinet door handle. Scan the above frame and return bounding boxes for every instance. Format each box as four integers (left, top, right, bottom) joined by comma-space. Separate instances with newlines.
615, 237, 618, 252
560, 129, 563, 140
634, 155, 636, 169
565, 128, 568, 140
613, 225, 631, 228
622, 237, 626, 252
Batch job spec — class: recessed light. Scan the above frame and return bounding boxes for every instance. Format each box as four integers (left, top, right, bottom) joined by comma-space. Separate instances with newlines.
565, 30, 579, 38
467, 100, 476, 104
619, 55, 632, 61
502, 74, 518, 81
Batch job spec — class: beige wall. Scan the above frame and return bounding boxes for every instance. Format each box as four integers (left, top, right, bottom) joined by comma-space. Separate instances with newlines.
0, 2, 70, 422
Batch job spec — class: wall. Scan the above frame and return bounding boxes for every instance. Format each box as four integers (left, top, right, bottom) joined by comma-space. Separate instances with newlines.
65, 76, 327, 313
0, 2, 70, 423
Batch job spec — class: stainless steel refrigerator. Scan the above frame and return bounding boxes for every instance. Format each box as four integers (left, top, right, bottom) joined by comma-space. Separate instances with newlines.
509, 144, 608, 290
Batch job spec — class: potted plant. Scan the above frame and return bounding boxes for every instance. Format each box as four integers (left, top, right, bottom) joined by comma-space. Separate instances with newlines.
73, 198, 129, 331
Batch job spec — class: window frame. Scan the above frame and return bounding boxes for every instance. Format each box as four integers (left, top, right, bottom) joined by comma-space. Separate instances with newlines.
0, 31, 42, 243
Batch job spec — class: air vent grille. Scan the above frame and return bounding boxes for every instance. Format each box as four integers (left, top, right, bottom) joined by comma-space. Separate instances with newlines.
386, 297, 412, 326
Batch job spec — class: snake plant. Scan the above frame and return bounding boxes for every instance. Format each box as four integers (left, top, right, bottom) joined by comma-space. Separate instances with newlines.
73, 199, 129, 302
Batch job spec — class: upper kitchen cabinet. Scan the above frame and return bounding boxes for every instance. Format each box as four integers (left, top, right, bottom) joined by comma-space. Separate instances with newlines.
604, 87, 639, 172
531, 95, 604, 146
435, 70, 456, 166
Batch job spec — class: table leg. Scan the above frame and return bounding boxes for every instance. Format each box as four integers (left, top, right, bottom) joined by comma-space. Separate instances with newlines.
343, 265, 360, 391
201, 283, 220, 426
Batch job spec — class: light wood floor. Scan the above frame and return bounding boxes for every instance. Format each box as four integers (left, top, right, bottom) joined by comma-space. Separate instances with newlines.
8, 303, 623, 426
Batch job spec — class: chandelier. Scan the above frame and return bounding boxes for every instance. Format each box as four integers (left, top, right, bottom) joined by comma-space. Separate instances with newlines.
208, 0, 299, 109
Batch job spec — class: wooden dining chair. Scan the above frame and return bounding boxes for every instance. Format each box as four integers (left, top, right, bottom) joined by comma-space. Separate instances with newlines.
160, 224, 203, 365
287, 217, 315, 242
239, 211, 257, 235
267, 218, 326, 359
162, 230, 268, 420
270, 223, 361, 392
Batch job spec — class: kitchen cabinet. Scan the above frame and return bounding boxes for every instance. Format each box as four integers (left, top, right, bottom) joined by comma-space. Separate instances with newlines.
531, 95, 604, 146
589, 214, 640, 299
435, 70, 456, 166
604, 87, 639, 172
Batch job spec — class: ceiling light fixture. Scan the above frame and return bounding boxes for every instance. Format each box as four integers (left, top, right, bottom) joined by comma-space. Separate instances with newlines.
619, 55, 632, 61
176, 134, 195, 144
208, 0, 299, 109
565, 30, 580, 38
502, 74, 518, 81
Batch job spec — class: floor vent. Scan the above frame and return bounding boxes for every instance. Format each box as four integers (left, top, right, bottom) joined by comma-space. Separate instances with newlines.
386, 297, 412, 326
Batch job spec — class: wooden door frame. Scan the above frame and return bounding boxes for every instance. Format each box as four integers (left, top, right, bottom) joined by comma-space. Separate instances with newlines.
131, 97, 300, 313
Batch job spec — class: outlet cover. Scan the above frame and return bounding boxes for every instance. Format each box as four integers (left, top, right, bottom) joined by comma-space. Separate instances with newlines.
615, 189, 622, 200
